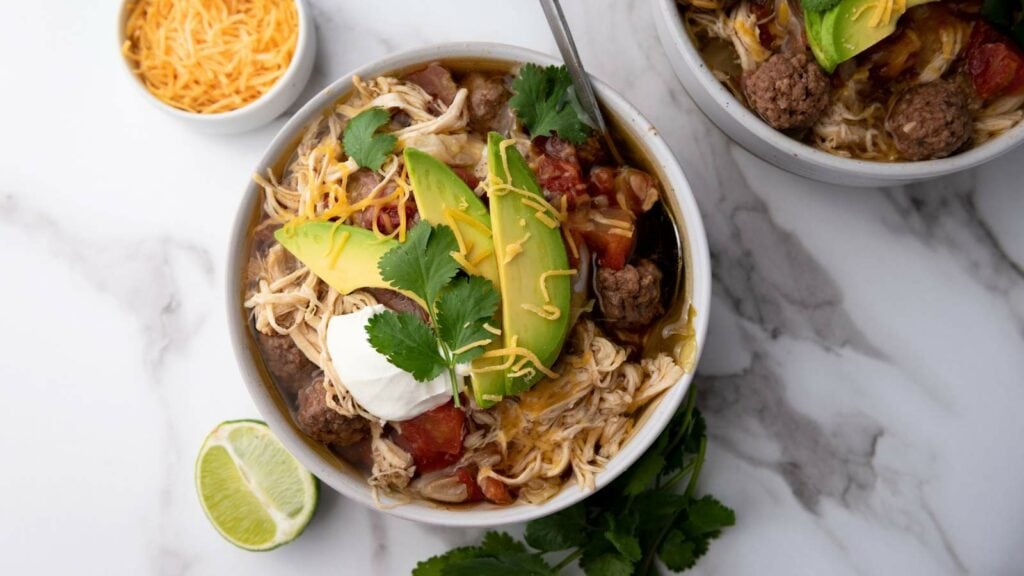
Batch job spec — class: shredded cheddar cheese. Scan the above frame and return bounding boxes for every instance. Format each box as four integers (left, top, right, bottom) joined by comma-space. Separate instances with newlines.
327, 231, 351, 268
122, 0, 299, 114
502, 232, 531, 264
452, 339, 493, 355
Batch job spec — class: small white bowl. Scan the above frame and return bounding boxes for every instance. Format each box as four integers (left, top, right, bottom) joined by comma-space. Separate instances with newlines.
652, 0, 1024, 187
226, 43, 713, 527
117, 0, 316, 134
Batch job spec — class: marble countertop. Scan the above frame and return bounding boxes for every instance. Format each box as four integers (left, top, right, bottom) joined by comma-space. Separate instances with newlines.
2, 1, 1022, 574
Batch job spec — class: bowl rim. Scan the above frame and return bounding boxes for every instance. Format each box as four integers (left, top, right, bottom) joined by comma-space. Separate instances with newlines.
653, 0, 1024, 180
116, 0, 313, 122
227, 41, 713, 527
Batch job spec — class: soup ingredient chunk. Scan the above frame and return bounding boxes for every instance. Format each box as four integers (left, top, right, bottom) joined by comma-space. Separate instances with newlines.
255, 332, 316, 396
405, 63, 459, 107
885, 80, 972, 160
392, 402, 466, 473
596, 259, 664, 328
195, 420, 318, 551
463, 73, 512, 132
743, 51, 830, 130
296, 380, 369, 446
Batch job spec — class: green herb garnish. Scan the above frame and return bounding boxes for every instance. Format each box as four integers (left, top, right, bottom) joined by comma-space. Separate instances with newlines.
800, 0, 842, 13
510, 64, 594, 145
365, 221, 499, 406
342, 107, 398, 171
412, 390, 735, 574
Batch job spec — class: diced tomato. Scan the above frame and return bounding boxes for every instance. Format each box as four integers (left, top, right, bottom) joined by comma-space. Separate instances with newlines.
449, 166, 480, 190
533, 154, 587, 205
582, 227, 634, 270
479, 476, 514, 504
965, 22, 1024, 100
392, 402, 465, 474
570, 206, 636, 271
454, 467, 486, 503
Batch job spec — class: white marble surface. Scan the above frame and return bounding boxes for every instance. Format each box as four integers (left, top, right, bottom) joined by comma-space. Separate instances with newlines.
2, 1, 1022, 574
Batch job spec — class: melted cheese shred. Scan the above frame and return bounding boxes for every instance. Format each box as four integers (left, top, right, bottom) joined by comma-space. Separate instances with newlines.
122, 0, 299, 114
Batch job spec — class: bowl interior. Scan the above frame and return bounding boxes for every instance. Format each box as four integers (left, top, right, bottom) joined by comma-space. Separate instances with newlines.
227, 42, 712, 527
653, 0, 1024, 183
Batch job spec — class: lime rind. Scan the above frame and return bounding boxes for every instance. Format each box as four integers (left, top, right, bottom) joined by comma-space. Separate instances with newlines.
195, 420, 319, 551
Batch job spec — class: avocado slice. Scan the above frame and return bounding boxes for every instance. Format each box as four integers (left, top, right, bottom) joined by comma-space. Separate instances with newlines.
402, 147, 506, 406
403, 148, 500, 287
804, 10, 837, 71
274, 222, 424, 307
808, 0, 936, 72
485, 132, 572, 395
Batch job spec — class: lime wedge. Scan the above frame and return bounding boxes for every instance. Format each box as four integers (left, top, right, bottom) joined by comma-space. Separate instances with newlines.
195, 420, 318, 551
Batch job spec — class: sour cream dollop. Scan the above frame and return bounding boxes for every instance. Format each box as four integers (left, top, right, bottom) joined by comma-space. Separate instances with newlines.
326, 304, 453, 422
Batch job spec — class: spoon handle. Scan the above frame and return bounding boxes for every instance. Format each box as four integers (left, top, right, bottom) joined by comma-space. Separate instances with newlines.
538, 0, 624, 163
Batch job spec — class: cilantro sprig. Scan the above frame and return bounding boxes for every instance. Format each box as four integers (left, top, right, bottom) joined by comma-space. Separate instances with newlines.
343, 107, 398, 171
412, 390, 735, 575
365, 221, 499, 406
510, 64, 594, 145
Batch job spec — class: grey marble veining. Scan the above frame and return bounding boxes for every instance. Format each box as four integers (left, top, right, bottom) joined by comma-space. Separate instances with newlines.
1, 1, 1022, 575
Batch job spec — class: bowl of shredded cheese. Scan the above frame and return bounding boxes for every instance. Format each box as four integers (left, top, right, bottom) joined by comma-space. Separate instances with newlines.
119, 0, 316, 133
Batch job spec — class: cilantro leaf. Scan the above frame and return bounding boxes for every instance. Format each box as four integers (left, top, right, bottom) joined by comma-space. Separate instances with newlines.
658, 530, 698, 572
800, 0, 842, 12
365, 310, 446, 381
480, 531, 527, 555
621, 451, 665, 496
682, 496, 736, 536
436, 276, 500, 364
510, 64, 593, 145
413, 546, 487, 576
342, 107, 397, 171
378, 222, 460, 306
413, 533, 554, 576
580, 552, 633, 576
525, 503, 588, 552
442, 555, 555, 576
604, 512, 641, 562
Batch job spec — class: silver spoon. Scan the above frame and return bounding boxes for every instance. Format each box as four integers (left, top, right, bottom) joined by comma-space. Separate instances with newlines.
538, 0, 624, 164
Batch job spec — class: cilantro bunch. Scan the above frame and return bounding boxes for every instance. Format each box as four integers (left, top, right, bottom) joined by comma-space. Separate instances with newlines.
413, 391, 735, 575
510, 64, 594, 145
365, 222, 499, 407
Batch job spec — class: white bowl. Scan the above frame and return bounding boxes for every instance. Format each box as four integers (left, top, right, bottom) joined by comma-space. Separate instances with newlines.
652, 0, 1024, 187
117, 0, 316, 134
227, 42, 712, 527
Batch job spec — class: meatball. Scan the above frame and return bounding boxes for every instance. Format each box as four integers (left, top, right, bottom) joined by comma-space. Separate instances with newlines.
596, 259, 664, 327
255, 332, 317, 396
743, 52, 830, 130
296, 379, 368, 446
885, 80, 972, 161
